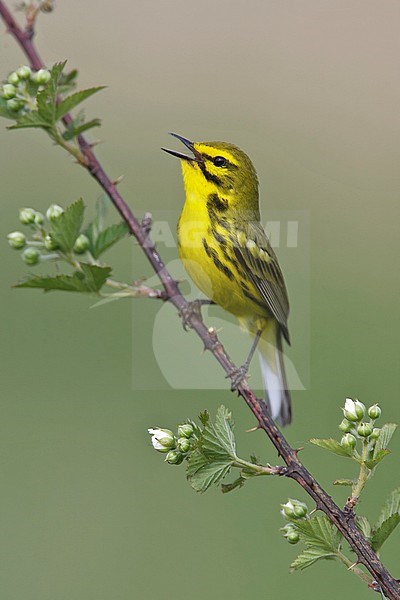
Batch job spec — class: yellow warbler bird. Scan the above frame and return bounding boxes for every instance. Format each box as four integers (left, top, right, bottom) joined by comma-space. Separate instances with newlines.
162, 133, 292, 425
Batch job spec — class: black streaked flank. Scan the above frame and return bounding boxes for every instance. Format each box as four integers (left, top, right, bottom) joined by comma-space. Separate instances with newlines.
202, 238, 234, 281
207, 193, 228, 213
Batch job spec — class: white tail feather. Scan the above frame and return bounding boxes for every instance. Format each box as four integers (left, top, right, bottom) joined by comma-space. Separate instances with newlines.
258, 332, 292, 426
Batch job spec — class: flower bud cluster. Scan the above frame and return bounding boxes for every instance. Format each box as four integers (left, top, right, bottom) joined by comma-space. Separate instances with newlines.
148, 422, 195, 465
1, 66, 51, 116
7, 204, 90, 265
339, 398, 382, 454
280, 499, 308, 545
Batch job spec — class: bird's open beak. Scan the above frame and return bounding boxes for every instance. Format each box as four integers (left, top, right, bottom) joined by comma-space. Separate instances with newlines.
161, 133, 203, 163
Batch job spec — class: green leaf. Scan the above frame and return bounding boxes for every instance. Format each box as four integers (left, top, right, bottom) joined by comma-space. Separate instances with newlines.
356, 516, 372, 540
8, 111, 52, 130
370, 487, 400, 551
55, 87, 105, 120
201, 405, 237, 461
187, 460, 232, 493
290, 547, 338, 572
58, 68, 78, 95
365, 449, 390, 470
15, 264, 111, 293
90, 222, 129, 258
373, 424, 397, 456
309, 438, 353, 458
0, 96, 18, 120
371, 514, 400, 552
50, 199, 85, 252
375, 487, 400, 528
62, 117, 101, 140
333, 479, 354, 486
295, 515, 342, 553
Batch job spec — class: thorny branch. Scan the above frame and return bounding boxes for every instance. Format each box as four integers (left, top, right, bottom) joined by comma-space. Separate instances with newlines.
0, 3, 399, 597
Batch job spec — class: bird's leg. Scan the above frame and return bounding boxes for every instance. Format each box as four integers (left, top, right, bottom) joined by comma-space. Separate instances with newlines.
179, 299, 216, 331
228, 329, 263, 391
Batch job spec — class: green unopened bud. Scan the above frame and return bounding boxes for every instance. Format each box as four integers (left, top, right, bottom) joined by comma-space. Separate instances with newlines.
357, 422, 373, 438
341, 433, 357, 451
34, 211, 44, 225
8, 71, 20, 85
46, 204, 64, 221
2, 83, 16, 99
281, 499, 308, 520
177, 423, 194, 439
148, 427, 176, 453
370, 428, 381, 440
339, 418, 352, 433
19, 208, 36, 224
6, 98, 22, 112
177, 437, 191, 453
165, 449, 184, 465
44, 235, 59, 251
368, 404, 381, 420
16, 65, 31, 80
7, 231, 26, 249
73, 234, 89, 254
343, 398, 365, 422
33, 69, 51, 85
287, 531, 300, 544
22, 246, 40, 265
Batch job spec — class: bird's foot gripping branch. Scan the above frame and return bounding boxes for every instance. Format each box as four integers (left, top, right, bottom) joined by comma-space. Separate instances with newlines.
1, 3, 400, 597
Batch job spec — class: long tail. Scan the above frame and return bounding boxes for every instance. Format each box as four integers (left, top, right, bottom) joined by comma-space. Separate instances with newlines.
257, 322, 292, 426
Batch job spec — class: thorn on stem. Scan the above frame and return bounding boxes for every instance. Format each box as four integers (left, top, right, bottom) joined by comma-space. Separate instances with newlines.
245, 425, 260, 433
113, 174, 124, 185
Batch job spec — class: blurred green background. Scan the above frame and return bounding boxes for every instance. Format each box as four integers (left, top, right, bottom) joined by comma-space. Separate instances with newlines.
1, 1, 399, 598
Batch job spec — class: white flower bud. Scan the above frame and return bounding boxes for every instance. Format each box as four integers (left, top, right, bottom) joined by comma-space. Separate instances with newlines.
368, 404, 381, 420
370, 428, 381, 440
287, 531, 300, 544
34, 211, 44, 225
343, 398, 365, 422
7, 231, 26, 249
177, 423, 194, 438
22, 246, 40, 265
46, 204, 64, 221
8, 71, 20, 85
148, 427, 176, 453
16, 65, 31, 80
19, 208, 36, 224
44, 235, 59, 251
281, 499, 308, 520
340, 433, 357, 451
2, 84, 16, 99
357, 422, 373, 438
339, 418, 352, 433
165, 450, 184, 465
33, 69, 51, 85
177, 437, 191, 453
73, 234, 89, 254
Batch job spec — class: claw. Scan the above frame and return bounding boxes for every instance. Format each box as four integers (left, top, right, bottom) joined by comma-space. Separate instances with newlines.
226, 364, 250, 391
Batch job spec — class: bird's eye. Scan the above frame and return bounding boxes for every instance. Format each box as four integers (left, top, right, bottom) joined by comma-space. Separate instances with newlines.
213, 156, 227, 167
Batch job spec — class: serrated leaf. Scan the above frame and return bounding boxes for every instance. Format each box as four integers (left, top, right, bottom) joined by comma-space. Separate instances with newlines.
309, 438, 353, 458
201, 405, 236, 461
295, 515, 342, 553
188, 460, 232, 493
15, 264, 111, 293
373, 424, 397, 456
62, 117, 101, 140
290, 547, 338, 571
89, 222, 129, 258
371, 514, 400, 552
198, 410, 210, 427
365, 449, 390, 470
50, 199, 85, 252
8, 111, 52, 130
55, 87, 105, 120
375, 487, 400, 529
333, 479, 354, 486
356, 516, 372, 540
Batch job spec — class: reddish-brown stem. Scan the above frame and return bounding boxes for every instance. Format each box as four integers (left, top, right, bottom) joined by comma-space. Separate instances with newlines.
0, 3, 398, 597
